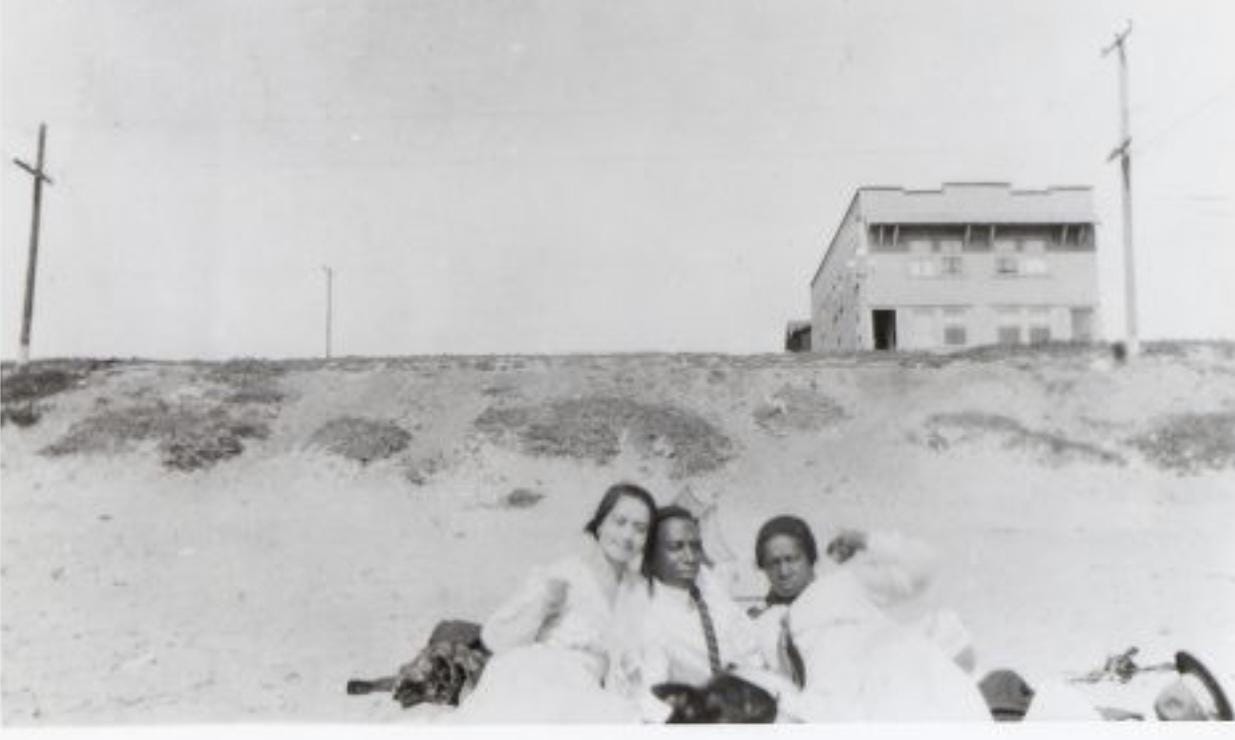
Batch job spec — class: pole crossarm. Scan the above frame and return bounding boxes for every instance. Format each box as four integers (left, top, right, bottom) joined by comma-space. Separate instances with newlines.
13, 158, 54, 185
1101, 20, 1133, 57
1106, 137, 1132, 162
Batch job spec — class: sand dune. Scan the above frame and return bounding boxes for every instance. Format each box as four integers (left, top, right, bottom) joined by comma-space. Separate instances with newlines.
2, 343, 1233, 723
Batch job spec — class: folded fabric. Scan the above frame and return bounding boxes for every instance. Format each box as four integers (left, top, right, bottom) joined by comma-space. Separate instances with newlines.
393, 620, 490, 708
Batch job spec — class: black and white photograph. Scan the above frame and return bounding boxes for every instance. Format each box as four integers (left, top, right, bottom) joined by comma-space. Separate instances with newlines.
2, 0, 1233, 732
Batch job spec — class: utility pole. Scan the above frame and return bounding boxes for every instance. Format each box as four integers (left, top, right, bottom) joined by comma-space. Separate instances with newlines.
321, 265, 334, 359
12, 123, 54, 367
1103, 21, 1138, 359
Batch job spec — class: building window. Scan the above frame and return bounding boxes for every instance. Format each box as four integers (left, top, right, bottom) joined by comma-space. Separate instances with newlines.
996, 256, 1019, 276
966, 225, 991, 249
868, 224, 907, 252
997, 326, 1022, 345
1065, 224, 1091, 247
1021, 257, 1049, 276
909, 258, 938, 278
940, 256, 964, 277
944, 325, 967, 346
1029, 326, 1051, 344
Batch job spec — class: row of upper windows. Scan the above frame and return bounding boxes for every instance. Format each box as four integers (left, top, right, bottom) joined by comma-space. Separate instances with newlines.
869, 223, 1093, 252
906, 304, 1055, 316
906, 255, 1049, 278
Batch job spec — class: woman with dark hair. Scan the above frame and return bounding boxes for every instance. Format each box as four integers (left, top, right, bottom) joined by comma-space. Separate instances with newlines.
451, 482, 658, 723
754, 515, 819, 609
585, 482, 658, 544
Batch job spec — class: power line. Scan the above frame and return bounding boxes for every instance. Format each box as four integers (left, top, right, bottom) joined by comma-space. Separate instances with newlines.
1137, 77, 1235, 157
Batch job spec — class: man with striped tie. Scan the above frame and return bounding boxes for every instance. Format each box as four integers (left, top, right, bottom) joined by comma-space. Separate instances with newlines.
634, 506, 767, 721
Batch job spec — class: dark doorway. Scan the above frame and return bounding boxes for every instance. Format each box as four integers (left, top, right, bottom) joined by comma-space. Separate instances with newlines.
872, 309, 897, 350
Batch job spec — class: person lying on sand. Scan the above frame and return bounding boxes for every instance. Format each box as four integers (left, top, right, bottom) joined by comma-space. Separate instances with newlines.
445, 482, 658, 723
979, 651, 1233, 722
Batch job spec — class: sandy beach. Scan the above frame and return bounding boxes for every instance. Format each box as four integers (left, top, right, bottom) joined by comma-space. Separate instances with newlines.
2, 343, 1233, 724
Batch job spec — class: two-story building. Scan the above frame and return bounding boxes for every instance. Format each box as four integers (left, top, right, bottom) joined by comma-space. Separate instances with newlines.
809, 183, 1100, 352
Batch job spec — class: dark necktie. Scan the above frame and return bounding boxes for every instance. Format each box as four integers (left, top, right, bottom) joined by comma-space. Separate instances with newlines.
780, 619, 806, 688
766, 595, 806, 688
687, 583, 723, 675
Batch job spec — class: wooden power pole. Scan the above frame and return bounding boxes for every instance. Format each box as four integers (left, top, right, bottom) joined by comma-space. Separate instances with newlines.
12, 123, 54, 366
1103, 22, 1138, 358
322, 265, 334, 359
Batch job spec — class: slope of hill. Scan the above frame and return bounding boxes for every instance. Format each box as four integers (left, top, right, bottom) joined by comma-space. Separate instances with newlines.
2, 343, 1234, 723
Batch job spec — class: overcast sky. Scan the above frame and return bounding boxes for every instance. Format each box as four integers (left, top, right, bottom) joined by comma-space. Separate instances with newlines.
2, 0, 1233, 359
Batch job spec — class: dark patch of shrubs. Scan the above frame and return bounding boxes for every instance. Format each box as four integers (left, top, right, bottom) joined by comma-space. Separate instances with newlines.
752, 386, 848, 435
42, 401, 269, 472
308, 417, 412, 465
1128, 412, 1235, 475
2, 368, 80, 404
474, 395, 734, 479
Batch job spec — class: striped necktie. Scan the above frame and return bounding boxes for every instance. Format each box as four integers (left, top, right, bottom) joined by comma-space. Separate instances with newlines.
687, 583, 723, 675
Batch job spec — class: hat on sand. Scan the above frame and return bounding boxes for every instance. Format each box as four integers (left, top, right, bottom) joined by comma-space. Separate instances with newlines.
978, 669, 1035, 721
1155, 651, 1233, 721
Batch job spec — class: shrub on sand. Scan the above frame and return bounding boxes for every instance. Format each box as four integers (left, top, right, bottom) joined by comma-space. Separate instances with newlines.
308, 416, 412, 465
474, 395, 734, 479
1128, 412, 1235, 475
42, 401, 269, 472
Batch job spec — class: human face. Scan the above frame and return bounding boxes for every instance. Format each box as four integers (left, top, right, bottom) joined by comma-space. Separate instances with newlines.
653, 517, 703, 589
596, 495, 651, 567
761, 534, 815, 602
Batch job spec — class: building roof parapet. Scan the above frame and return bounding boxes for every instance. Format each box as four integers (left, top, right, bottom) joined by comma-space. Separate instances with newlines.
857, 182, 1095, 225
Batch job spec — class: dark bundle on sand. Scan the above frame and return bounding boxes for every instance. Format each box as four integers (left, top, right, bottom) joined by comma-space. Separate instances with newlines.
348, 620, 490, 708
653, 674, 778, 723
